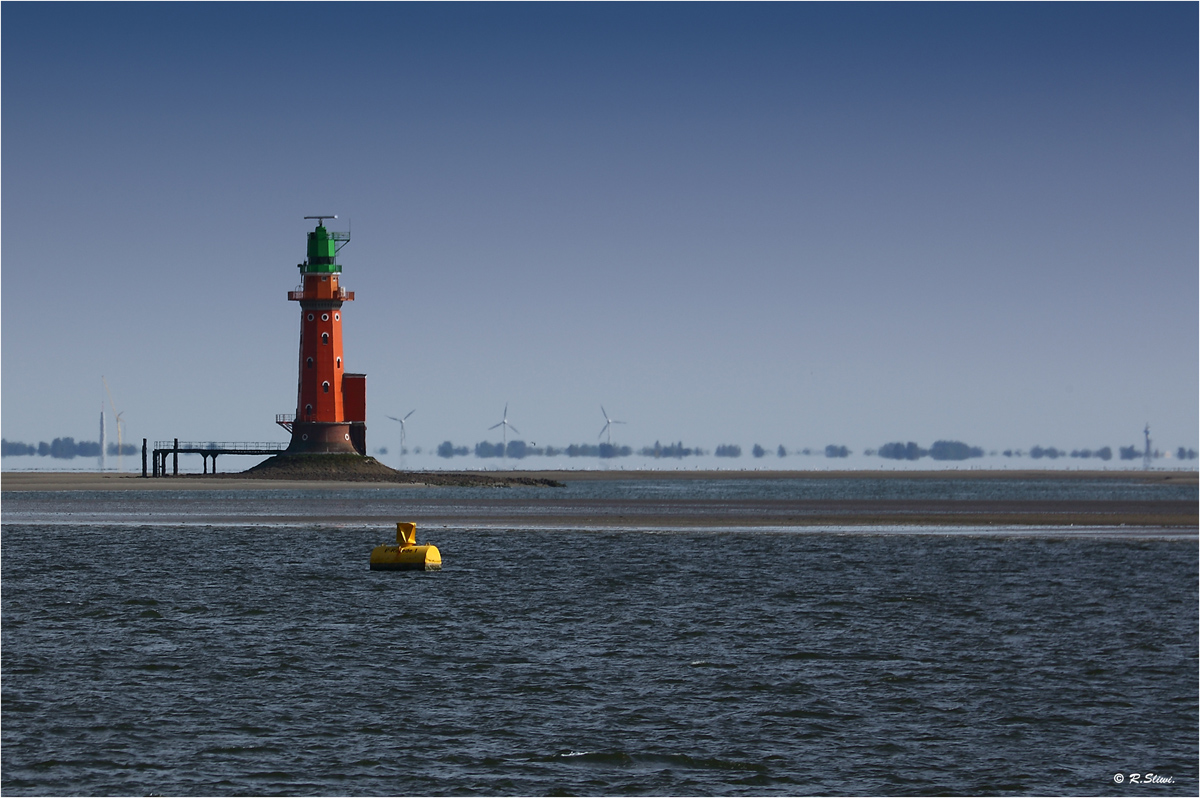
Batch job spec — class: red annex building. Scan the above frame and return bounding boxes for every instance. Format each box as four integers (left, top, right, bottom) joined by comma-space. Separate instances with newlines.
278, 217, 366, 454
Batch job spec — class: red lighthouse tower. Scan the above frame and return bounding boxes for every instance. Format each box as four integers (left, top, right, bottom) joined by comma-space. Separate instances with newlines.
280, 216, 367, 454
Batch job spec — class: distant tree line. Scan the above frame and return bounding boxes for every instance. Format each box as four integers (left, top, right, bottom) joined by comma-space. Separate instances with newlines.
639, 441, 704, 458
474, 441, 509, 459
771, 446, 844, 457
1029, 446, 1063, 459
1114, 446, 1197, 462
0, 437, 129, 459
437, 440, 639, 459
567, 443, 633, 458
1069, 447, 1112, 460
1118, 445, 1141, 461
417, 436, 1198, 463
437, 441, 471, 458
877, 441, 984, 461
878, 442, 928, 460
930, 441, 984, 460
999, 447, 1105, 460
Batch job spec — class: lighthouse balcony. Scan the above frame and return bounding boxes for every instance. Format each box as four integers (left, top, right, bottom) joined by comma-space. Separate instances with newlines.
276, 413, 296, 432
288, 287, 355, 301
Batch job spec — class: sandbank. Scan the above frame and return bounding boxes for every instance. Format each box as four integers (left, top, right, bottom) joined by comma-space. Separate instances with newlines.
3, 469, 1194, 529
2, 468, 1194, 493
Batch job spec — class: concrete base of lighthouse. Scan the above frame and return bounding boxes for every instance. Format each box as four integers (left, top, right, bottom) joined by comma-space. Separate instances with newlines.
286, 421, 360, 455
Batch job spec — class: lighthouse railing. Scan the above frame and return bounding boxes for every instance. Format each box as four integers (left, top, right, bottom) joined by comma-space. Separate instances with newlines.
286, 288, 354, 300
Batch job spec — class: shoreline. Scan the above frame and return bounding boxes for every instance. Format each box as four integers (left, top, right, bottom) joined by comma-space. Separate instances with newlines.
2, 468, 1195, 492
485, 468, 1197, 484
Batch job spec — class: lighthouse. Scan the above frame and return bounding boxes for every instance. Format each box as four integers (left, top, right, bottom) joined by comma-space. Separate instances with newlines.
280, 216, 367, 454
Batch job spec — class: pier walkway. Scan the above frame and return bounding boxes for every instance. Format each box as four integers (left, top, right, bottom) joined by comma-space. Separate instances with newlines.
147, 439, 288, 476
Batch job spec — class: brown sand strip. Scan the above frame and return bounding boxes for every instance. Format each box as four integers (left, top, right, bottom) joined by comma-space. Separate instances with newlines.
493, 468, 1198, 486
3, 469, 1195, 492
1, 473, 393, 492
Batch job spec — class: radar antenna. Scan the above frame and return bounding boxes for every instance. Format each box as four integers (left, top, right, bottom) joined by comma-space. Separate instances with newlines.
304, 215, 350, 252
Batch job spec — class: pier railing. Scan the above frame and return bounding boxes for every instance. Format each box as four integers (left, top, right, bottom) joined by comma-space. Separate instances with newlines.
154, 442, 288, 453
148, 440, 289, 477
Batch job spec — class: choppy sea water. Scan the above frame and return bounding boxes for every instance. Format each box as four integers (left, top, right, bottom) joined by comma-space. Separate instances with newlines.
3, 480, 1197, 796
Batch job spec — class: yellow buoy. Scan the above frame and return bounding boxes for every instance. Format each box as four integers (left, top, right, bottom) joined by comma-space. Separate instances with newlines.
370, 522, 442, 571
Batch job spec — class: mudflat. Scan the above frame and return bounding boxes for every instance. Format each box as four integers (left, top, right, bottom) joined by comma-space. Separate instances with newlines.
3, 468, 1194, 492
3, 469, 1195, 529
0, 471, 553, 491
490, 468, 1197, 485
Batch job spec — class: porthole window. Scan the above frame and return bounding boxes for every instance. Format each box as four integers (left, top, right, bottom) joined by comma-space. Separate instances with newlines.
307, 313, 314, 321
345, 434, 351, 441
334, 313, 340, 321
322, 381, 330, 393
321, 313, 329, 322
322, 333, 329, 345
306, 357, 313, 368
301, 434, 309, 441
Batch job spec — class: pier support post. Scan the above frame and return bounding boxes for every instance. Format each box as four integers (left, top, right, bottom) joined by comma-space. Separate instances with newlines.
173, 438, 179, 476
142, 439, 148, 478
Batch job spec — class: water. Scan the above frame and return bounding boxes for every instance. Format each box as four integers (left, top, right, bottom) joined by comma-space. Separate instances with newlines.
3, 481, 1197, 795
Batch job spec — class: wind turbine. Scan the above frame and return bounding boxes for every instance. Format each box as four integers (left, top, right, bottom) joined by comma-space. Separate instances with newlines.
98, 398, 106, 472
386, 410, 415, 468
489, 403, 519, 455
599, 405, 626, 445
103, 376, 124, 471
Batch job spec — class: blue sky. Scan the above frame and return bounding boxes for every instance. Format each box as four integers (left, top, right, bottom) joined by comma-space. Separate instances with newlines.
3, 2, 1196, 460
